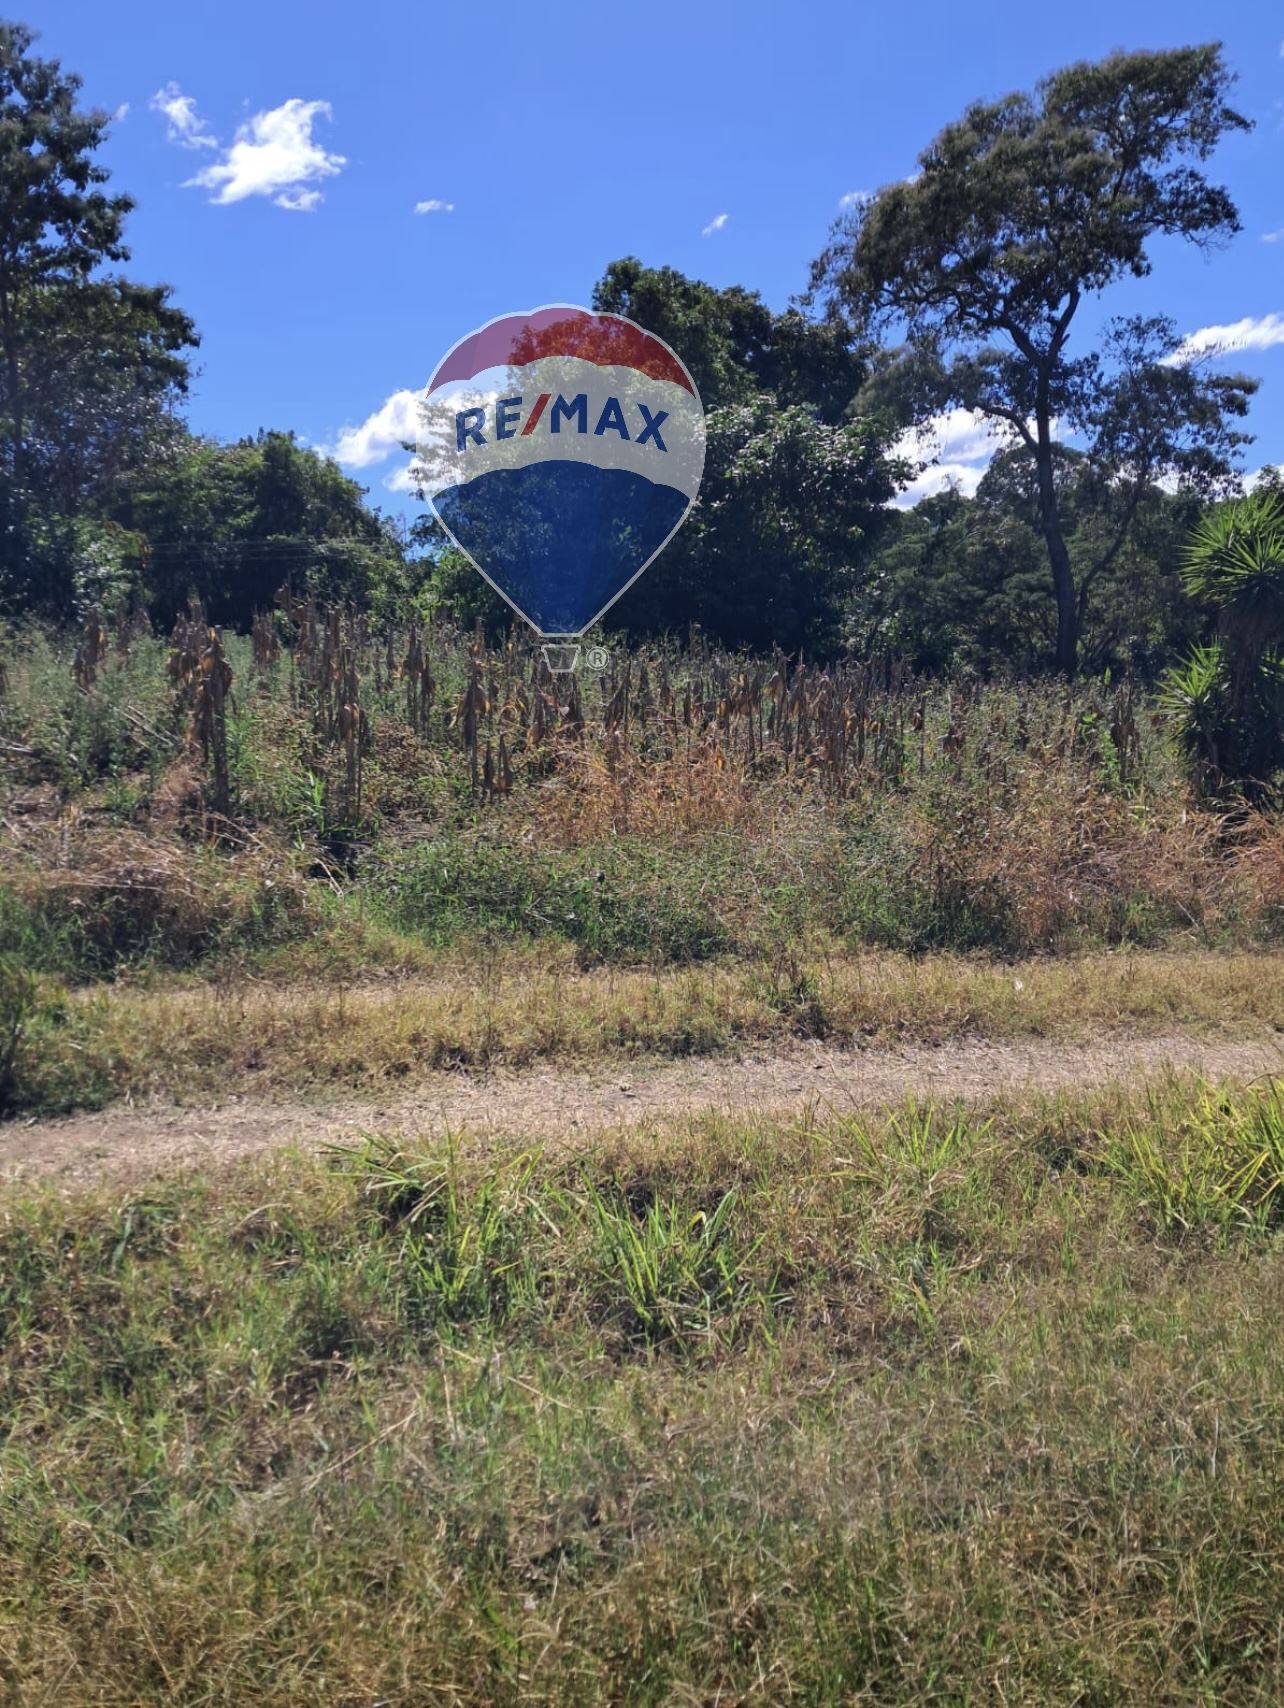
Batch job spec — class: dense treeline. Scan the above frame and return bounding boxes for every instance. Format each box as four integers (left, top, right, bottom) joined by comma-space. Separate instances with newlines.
0, 19, 1273, 689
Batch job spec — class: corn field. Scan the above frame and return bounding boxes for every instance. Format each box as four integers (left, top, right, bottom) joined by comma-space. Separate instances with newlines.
142, 597, 1154, 816
43, 594, 1156, 829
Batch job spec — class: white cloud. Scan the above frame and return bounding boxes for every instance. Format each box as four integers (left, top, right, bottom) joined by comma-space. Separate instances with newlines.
150, 81, 217, 149
113, 101, 130, 122
1245, 462, 1284, 492
1263, 230, 1284, 244
889, 409, 1020, 507
1162, 312, 1284, 366
384, 462, 420, 494
276, 188, 322, 213
838, 189, 871, 209
701, 212, 728, 236
415, 198, 455, 214
326, 387, 426, 468
893, 461, 991, 505
183, 98, 345, 209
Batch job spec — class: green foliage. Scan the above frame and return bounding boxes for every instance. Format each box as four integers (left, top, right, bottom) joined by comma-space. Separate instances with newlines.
351, 1140, 541, 1330
372, 835, 732, 965
582, 1184, 770, 1350
860, 449, 1207, 675
1101, 1083, 1284, 1235
0, 955, 35, 1112
611, 396, 906, 651
0, 22, 197, 615
1164, 490, 1284, 793
814, 45, 1254, 674
1160, 643, 1234, 770
7, 1088, 1284, 1699
581, 258, 907, 651
592, 256, 864, 421
111, 430, 407, 627
6, 627, 180, 789
1181, 485, 1284, 616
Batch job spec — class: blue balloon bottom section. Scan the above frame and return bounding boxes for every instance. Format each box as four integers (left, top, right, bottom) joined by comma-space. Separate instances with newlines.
432, 461, 690, 634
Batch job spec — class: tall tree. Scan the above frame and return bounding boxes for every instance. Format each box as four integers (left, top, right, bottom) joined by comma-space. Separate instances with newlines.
610, 398, 905, 652
113, 430, 406, 626
812, 46, 1254, 675
593, 258, 863, 422
855, 447, 1207, 677
585, 259, 901, 650
0, 20, 196, 609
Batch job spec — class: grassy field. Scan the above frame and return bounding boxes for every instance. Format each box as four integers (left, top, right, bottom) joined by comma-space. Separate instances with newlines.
2, 617, 1283, 996
3, 613, 1284, 1119
7, 943, 1284, 1118
4, 1078, 1284, 1703
5, 617, 1284, 1701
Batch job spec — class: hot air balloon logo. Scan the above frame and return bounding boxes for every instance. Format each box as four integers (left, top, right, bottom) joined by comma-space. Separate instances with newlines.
413, 305, 705, 639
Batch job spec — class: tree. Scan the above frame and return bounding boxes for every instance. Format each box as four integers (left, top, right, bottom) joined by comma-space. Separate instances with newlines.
111, 431, 405, 626
19, 277, 193, 519
585, 260, 903, 651
609, 398, 906, 652
855, 448, 1207, 677
0, 21, 197, 612
593, 258, 863, 422
812, 46, 1254, 675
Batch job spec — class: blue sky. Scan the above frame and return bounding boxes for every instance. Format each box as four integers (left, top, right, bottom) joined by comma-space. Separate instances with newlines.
22, 0, 1284, 521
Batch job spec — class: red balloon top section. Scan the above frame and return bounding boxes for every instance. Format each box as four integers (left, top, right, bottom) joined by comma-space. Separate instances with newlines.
428, 306, 696, 396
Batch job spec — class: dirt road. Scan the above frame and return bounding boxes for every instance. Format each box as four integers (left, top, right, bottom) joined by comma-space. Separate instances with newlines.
5, 1030, 1282, 1187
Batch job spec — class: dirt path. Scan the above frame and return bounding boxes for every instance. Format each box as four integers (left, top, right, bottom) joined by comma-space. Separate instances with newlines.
6, 1031, 1284, 1187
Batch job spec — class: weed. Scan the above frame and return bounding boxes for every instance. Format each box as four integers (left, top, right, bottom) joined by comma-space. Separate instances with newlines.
581, 1183, 773, 1350
3, 1084, 1284, 1700
347, 1137, 541, 1329
0, 955, 35, 1112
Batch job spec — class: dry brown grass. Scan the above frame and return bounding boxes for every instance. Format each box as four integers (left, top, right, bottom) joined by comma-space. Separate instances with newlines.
16, 946, 1284, 1114
519, 735, 779, 844
0, 817, 316, 975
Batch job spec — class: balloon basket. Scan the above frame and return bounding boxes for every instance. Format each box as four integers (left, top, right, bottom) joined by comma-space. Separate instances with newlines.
539, 641, 582, 673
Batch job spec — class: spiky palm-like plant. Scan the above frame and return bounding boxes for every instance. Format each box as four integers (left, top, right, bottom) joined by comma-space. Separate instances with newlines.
1181, 489, 1284, 634
1164, 490, 1284, 796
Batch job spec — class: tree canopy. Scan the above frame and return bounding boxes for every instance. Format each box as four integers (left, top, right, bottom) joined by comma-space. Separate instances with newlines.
593, 258, 864, 423
812, 44, 1255, 674
110, 430, 407, 628
0, 20, 197, 613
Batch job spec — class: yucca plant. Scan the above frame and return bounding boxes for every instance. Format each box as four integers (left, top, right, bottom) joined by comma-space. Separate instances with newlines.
1181, 488, 1284, 644
1158, 643, 1234, 786
1164, 490, 1284, 796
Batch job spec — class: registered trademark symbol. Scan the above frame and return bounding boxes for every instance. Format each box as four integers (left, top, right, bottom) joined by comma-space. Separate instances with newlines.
585, 646, 609, 670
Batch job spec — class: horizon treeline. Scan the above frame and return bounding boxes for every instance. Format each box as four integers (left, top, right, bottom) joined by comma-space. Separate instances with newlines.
0, 20, 1275, 680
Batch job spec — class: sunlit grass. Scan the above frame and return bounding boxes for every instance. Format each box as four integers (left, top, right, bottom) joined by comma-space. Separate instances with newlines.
3, 1079, 1284, 1701
9, 944, 1284, 1116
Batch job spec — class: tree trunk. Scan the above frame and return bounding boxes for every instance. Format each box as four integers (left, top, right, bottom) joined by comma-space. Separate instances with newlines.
0, 287, 26, 560
1033, 416, 1078, 678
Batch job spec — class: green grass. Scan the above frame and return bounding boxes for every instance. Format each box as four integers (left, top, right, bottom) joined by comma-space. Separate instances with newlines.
6, 619, 1284, 996
4, 1080, 1284, 1702
6, 944, 1284, 1119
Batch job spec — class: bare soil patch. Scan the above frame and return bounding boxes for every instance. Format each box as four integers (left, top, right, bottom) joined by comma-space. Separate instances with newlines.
7, 1030, 1282, 1186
